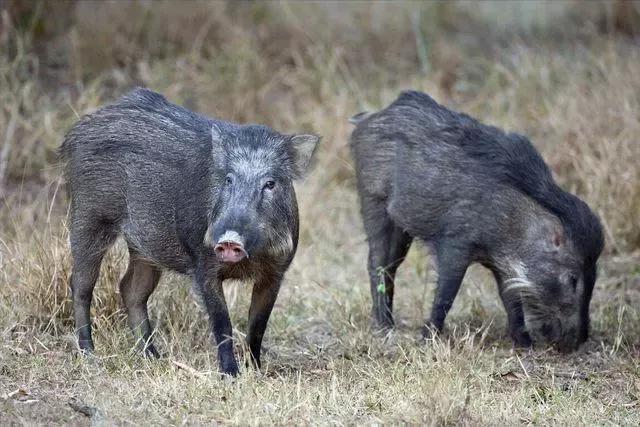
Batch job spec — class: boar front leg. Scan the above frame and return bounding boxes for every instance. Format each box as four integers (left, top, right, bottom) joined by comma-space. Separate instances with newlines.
503, 295, 532, 347
423, 242, 469, 338
246, 272, 282, 369
492, 271, 533, 347
195, 266, 239, 376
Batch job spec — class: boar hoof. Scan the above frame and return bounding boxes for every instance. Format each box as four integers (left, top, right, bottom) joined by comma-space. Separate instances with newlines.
511, 330, 533, 348
245, 355, 261, 370
221, 366, 240, 379
220, 357, 240, 377
143, 343, 161, 359
421, 323, 441, 341
372, 319, 394, 332
77, 339, 95, 354
371, 308, 394, 331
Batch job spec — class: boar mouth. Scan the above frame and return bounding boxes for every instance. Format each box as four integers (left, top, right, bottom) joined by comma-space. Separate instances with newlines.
503, 278, 557, 337
504, 277, 581, 351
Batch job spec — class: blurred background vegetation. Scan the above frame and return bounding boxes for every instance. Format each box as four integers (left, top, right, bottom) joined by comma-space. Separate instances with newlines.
1, 0, 639, 249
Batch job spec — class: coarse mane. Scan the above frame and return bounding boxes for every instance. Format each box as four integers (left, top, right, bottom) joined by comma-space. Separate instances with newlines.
393, 90, 604, 262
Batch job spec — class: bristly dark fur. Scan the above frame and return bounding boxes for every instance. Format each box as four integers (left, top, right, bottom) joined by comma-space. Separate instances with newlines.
60, 87, 319, 376
391, 91, 604, 264
350, 89, 604, 351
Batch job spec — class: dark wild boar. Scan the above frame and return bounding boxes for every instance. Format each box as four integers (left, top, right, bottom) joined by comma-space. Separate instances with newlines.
60, 88, 319, 375
350, 90, 603, 352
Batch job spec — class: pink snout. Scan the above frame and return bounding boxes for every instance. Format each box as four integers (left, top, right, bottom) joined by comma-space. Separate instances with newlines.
214, 241, 248, 264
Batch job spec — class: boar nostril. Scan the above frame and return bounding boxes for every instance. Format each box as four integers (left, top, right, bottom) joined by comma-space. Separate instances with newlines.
214, 241, 247, 263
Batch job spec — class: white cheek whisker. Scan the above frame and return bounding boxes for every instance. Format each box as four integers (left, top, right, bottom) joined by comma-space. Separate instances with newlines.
267, 230, 294, 257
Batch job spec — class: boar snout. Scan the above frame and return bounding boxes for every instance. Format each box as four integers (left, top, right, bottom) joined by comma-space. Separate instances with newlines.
214, 230, 248, 263
556, 326, 580, 353
214, 241, 247, 263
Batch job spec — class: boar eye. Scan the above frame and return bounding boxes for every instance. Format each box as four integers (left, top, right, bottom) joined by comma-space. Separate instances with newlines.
263, 180, 276, 190
225, 174, 233, 185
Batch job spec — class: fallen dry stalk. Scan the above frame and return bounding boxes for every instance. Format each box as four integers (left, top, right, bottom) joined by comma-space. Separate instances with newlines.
171, 360, 208, 380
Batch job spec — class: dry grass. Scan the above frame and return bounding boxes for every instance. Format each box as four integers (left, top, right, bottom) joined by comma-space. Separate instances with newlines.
1, 1, 640, 424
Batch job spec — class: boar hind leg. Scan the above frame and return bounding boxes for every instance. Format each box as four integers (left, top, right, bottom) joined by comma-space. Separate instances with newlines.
423, 243, 469, 338
247, 272, 282, 369
362, 195, 413, 329
119, 253, 162, 358
69, 220, 117, 353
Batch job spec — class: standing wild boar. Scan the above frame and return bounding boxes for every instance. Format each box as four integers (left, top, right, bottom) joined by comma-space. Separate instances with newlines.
350, 90, 603, 352
60, 88, 319, 375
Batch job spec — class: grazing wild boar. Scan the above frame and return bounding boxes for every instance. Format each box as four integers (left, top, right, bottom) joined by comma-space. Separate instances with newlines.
60, 88, 319, 375
349, 90, 603, 352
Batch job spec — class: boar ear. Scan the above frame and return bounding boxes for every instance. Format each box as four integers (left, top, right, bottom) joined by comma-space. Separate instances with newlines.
211, 123, 226, 165
552, 229, 566, 248
290, 134, 320, 178
545, 223, 567, 252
